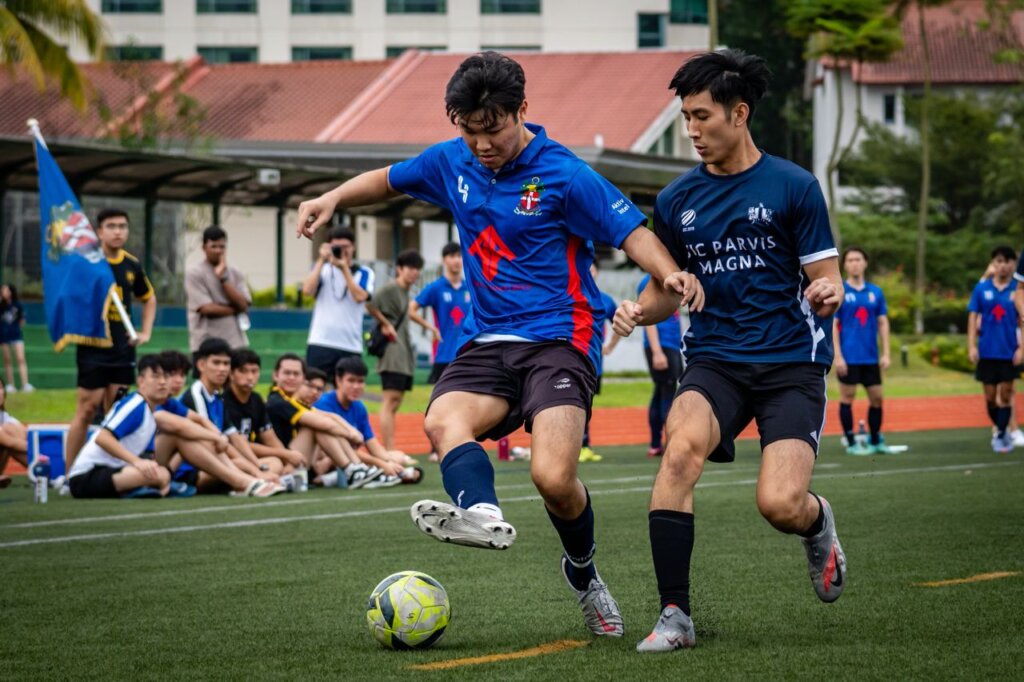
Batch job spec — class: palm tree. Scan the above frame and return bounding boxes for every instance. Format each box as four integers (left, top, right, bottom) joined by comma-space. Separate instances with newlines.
0, 0, 105, 110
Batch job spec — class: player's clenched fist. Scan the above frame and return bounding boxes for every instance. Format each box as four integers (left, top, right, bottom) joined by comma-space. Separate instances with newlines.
664, 271, 705, 312
296, 193, 338, 240
804, 277, 842, 317
613, 300, 644, 337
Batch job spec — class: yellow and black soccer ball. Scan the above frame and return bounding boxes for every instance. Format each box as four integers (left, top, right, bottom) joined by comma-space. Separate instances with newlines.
366, 571, 450, 650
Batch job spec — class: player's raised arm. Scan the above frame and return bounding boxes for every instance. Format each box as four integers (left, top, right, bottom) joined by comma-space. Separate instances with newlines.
296, 167, 399, 240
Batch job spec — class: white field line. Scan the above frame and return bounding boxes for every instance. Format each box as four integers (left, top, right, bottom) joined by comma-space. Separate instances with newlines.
0, 460, 1014, 550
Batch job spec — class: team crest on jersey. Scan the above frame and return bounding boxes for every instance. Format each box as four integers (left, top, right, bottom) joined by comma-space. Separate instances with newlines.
984, 290, 994, 300
747, 202, 774, 226
680, 209, 697, 232
515, 176, 545, 216
868, 292, 876, 303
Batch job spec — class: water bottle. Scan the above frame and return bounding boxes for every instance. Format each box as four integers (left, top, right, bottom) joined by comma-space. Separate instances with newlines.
32, 455, 50, 504
497, 437, 510, 461
855, 420, 868, 448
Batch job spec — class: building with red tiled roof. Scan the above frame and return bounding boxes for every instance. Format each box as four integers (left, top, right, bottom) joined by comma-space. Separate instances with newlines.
812, 0, 1023, 200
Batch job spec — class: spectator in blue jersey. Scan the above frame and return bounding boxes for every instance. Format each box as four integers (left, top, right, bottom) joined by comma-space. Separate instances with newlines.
614, 50, 846, 651
577, 261, 620, 463
315, 357, 424, 485
636, 273, 684, 459
296, 51, 701, 639
409, 242, 471, 385
833, 248, 892, 455
968, 246, 1022, 453
68, 354, 184, 499
182, 338, 285, 486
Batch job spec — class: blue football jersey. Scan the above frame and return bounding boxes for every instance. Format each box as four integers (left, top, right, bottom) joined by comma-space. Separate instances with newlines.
836, 282, 888, 365
653, 154, 838, 365
637, 274, 683, 352
388, 124, 647, 371
415, 277, 472, 364
314, 391, 375, 443
969, 279, 1019, 361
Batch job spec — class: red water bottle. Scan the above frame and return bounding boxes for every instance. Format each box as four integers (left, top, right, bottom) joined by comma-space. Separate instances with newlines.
497, 437, 510, 461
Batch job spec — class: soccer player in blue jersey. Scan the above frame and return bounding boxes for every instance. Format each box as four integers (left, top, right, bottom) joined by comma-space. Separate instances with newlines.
833, 247, 891, 455
297, 51, 702, 639
969, 246, 1021, 453
409, 242, 472, 385
613, 50, 847, 651
636, 274, 684, 458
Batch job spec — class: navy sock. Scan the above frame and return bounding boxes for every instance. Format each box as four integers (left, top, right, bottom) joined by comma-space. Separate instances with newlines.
649, 509, 694, 615
800, 493, 826, 538
996, 406, 1011, 437
547, 488, 597, 590
868, 405, 882, 445
839, 403, 854, 443
440, 442, 499, 509
987, 402, 999, 426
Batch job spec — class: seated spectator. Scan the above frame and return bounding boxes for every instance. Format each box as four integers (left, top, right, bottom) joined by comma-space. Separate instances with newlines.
67, 354, 187, 499
154, 351, 279, 497
267, 353, 383, 488
315, 357, 423, 485
223, 348, 305, 476
0, 383, 27, 489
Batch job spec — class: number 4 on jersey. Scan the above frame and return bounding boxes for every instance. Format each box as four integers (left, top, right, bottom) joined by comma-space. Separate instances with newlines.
468, 225, 516, 281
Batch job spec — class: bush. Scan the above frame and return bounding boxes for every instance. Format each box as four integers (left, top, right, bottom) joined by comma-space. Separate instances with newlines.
250, 284, 313, 309
913, 336, 973, 373
866, 269, 970, 335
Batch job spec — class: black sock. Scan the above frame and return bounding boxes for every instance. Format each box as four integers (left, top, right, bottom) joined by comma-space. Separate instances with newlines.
648, 393, 663, 449
987, 402, 999, 426
996, 406, 1011, 437
582, 421, 591, 448
800, 493, 826, 538
547, 488, 597, 590
839, 403, 854, 443
649, 510, 694, 615
868, 405, 882, 445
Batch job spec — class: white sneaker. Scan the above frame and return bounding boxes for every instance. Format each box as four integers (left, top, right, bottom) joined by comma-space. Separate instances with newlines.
346, 464, 383, 490
410, 499, 517, 549
561, 556, 623, 636
1011, 429, 1024, 447
363, 474, 402, 489
21, 383, 34, 393
636, 605, 696, 652
5, 384, 15, 393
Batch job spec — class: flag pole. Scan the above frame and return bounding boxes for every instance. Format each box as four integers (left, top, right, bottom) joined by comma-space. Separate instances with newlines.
27, 119, 138, 344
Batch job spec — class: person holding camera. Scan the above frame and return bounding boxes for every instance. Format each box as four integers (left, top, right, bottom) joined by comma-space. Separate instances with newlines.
302, 226, 375, 377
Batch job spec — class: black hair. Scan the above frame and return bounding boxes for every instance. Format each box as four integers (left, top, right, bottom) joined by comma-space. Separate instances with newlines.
137, 353, 163, 375
842, 247, 869, 263
95, 208, 129, 228
304, 367, 328, 383
396, 249, 425, 269
445, 51, 526, 129
329, 226, 355, 242
195, 337, 232, 362
158, 349, 192, 374
668, 49, 771, 122
992, 245, 1018, 261
441, 242, 461, 258
1, 284, 18, 303
335, 356, 368, 378
202, 225, 227, 243
230, 348, 261, 370
274, 353, 305, 373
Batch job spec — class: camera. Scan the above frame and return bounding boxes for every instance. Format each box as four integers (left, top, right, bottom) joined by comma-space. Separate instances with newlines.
331, 245, 343, 259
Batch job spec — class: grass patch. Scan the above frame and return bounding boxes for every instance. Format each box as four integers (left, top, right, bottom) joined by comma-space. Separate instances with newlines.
0, 428, 1020, 679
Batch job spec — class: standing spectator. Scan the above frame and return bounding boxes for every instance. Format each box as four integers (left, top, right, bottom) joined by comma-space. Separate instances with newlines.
637, 273, 683, 458
185, 225, 251, 355
0, 284, 32, 392
302, 226, 375, 377
409, 242, 471, 384
578, 261, 619, 463
66, 208, 156, 470
367, 250, 424, 450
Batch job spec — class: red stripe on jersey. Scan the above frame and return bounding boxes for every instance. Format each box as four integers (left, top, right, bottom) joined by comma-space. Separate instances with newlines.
565, 237, 594, 356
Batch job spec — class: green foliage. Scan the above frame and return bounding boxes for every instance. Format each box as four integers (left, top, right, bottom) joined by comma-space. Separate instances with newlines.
786, 0, 903, 63
249, 284, 313, 309
913, 335, 973, 373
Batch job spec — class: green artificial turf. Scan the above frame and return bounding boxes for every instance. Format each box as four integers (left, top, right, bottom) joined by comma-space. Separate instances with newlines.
1, 428, 1020, 680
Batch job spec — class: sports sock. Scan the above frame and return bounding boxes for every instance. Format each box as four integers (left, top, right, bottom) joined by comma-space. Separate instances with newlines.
987, 401, 999, 426
582, 421, 591, 449
868, 405, 883, 445
648, 392, 663, 449
800, 493, 826, 538
996, 406, 1011, 437
839, 403, 854, 443
547, 488, 597, 590
649, 509, 694, 615
440, 442, 499, 510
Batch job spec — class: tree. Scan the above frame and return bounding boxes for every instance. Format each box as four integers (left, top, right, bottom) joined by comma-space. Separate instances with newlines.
786, 0, 904, 246
0, 0, 105, 110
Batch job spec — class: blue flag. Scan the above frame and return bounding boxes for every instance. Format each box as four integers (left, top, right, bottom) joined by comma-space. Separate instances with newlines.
34, 132, 116, 352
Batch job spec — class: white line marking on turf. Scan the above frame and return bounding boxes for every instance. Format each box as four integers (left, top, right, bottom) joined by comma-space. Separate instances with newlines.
0, 460, 1015, 549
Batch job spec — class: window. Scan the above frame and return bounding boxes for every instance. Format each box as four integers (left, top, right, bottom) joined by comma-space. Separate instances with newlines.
480, 45, 541, 52
480, 0, 540, 13
292, 46, 353, 60
386, 45, 446, 57
291, 0, 351, 12
197, 0, 257, 12
883, 93, 896, 124
670, 0, 708, 24
197, 46, 259, 63
107, 45, 164, 61
102, 0, 161, 11
637, 13, 665, 48
386, 0, 446, 13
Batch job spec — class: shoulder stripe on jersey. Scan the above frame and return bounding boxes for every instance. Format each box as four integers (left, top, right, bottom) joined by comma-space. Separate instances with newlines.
799, 248, 840, 266
102, 393, 145, 431
190, 382, 210, 419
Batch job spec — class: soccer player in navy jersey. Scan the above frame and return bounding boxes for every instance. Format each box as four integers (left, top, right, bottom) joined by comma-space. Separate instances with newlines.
833, 247, 892, 455
297, 51, 702, 639
969, 246, 1021, 453
613, 50, 847, 651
